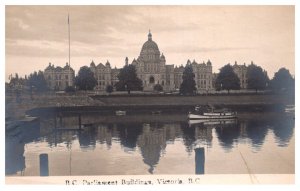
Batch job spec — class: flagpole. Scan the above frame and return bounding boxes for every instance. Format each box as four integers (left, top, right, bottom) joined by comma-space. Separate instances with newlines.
68, 14, 71, 86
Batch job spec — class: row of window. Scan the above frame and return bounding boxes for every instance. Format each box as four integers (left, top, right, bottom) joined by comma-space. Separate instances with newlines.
196, 74, 212, 79
97, 75, 111, 80
143, 54, 159, 60
198, 80, 210, 85
144, 80, 172, 86
47, 75, 69, 80
143, 64, 160, 72
48, 81, 69, 88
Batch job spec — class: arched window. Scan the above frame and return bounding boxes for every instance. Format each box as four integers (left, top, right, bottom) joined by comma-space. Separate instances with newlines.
149, 76, 155, 84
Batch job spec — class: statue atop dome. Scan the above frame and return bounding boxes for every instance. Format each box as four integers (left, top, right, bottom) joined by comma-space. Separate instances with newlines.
148, 29, 152, 41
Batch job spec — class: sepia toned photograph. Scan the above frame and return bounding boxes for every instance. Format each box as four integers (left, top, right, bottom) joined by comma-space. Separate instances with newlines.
5, 5, 295, 185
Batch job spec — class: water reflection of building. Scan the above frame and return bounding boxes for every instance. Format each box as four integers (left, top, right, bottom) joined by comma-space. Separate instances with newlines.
180, 122, 213, 153
116, 123, 143, 151
96, 124, 114, 148
195, 126, 213, 148
162, 123, 182, 143
6, 112, 296, 176
137, 123, 167, 174
78, 127, 97, 150
46, 130, 76, 148
215, 123, 241, 151
270, 116, 294, 146
236, 115, 295, 150
180, 122, 196, 153
245, 120, 268, 150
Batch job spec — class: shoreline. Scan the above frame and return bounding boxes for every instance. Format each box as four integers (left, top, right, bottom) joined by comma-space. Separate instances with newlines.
5, 93, 294, 118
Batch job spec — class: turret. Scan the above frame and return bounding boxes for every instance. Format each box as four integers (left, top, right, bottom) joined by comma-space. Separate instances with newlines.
207, 59, 212, 66
187, 59, 191, 65
160, 53, 165, 61
106, 60, 110, 67
90, 60, 95, 67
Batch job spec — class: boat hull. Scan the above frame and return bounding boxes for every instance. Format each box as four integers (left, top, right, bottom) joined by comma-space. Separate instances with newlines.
284, 105, 294, 113
115, 111, 126, 116
188, 112, 237, 119
188, 118, 237, 125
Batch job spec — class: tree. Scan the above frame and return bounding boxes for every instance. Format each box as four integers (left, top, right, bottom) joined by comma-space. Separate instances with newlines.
75, 66, 97, 91
270, 68, 294, 93
28, 71, 48, 92
115, 64, 143, 94
246, 63, 269, 93
153, 84, 163, 92
106, 85, 113, 94
179, 63, 196, 95
215, 64, 240, 93
8, 73, 28, 88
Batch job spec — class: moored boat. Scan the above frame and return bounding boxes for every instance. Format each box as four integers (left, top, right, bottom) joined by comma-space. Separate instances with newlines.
115, 110, 126, 116
285, 105, 295, 113
151, 110, 162, 115
188, 105, 237, 119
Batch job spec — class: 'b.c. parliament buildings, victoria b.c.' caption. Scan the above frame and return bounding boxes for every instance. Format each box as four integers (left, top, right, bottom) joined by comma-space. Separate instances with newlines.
44, 31, 248, 92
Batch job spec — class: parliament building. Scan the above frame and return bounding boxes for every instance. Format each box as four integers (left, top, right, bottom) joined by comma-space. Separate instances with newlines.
89, 31, 214, 92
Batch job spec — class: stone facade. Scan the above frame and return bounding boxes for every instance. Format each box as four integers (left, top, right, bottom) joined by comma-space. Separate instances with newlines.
232, 61, 248, 89
89, 60, 116, 90
44, 62, 75, 91
190, 59, 213, 91
174, 65, 184, 90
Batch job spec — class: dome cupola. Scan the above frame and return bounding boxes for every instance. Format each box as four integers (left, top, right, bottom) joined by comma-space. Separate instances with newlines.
140, 30, 160, 63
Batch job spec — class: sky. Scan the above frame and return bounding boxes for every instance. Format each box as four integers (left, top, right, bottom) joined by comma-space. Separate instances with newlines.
5, 5, 295, 81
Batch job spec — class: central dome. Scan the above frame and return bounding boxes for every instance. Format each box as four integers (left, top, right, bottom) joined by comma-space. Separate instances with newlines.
140, 31, 160, 62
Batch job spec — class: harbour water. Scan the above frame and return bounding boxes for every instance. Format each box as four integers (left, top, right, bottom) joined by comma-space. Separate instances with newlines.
5, 111, 294, 176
